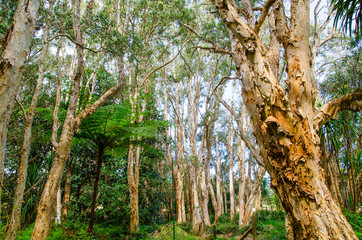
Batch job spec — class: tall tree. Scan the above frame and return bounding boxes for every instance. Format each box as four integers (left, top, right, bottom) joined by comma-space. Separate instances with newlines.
0, 0, 40, 221
4, 2, 55, 239
30, 0, 124, 238
213, 0, 361, 238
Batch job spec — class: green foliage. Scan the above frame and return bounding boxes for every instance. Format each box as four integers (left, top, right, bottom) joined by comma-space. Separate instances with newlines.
45, 221, 126, 240
255, 210, 286, 240
331, 0, 361, 37
0, 0, 17, 36
344, 210, 362, 239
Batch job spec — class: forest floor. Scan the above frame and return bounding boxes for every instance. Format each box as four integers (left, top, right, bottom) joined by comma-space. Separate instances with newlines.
4, 209, 361, 239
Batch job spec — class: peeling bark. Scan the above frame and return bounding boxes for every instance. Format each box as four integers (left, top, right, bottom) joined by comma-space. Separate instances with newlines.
5, 2, 54, 237
213, 0, 359, 238
0, 0, 40, 223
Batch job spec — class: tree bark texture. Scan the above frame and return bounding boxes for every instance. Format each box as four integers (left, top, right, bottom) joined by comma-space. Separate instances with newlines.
227, 109, 236, 221
0, 0, 40, 223
213, 0, 359, 238
61, 167, 72, 221
5, 2, 54, 237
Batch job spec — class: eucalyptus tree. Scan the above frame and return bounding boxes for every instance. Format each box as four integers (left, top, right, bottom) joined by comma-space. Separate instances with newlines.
31, 0, 125, 238
0, 0, 40, 221
116, 0, 191, 230
212, 0, 361, 238
4, 2, 56, 239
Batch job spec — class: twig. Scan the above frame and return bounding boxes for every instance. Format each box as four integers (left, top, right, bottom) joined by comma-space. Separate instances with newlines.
15, 97, 28, 121
239, 226, 253, 240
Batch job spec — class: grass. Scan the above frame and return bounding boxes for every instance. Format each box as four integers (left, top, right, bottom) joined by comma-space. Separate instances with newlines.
1, 209, 360, 239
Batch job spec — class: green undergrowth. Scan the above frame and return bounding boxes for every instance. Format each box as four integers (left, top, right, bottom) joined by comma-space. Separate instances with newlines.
207, 210, 286, 240
344, 210, 362, 239
3, 210, 361, 239
254, 210, 286, 240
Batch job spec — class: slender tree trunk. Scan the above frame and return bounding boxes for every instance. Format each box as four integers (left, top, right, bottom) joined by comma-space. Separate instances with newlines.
173, 82, 186, 224
241, 167, 265, 225
215, 119, 223, 218
0, 0, 40, 222
237, 133, 246, 226
31, 2, 123, 237
208, 180, 217, 217
128, 143, 140, 232
223, 186, 227, 213
61, 167, 72, 222
190, 165, 202, 232
55, 186, 62, 225
5, 2, 54, 237
227, 110, 235, 221
88, 147, 104, 233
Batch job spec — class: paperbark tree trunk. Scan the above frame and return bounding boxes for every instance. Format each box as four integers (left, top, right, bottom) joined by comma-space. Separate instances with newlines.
55, 186, 62, 225
173, 82, 186, 224
237, 134, 247, 226
241, 167, 265, 225
0, 0, 40, 222
5, 3, 54, 238
227, 106, 236, 221
127, 92, 146, 232
215, 118, 223, 219
61, 167, 72, 222
31, 2, 124, 238
187, 68, 203, 230
213, 0, 360, 238
190, 165, 203, 232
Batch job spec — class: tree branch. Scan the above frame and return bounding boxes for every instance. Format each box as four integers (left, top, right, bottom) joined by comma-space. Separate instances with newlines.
15, 97, 28, 121
214, 91, 265, 168
75, 82, 123, 125
138, 46, 183, 89
314, 87, 362, 131
254, 0, 277, 34
274, 0, 289, 44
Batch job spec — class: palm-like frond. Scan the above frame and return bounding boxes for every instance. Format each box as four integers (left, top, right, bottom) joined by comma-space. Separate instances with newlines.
331, 0, 361, 37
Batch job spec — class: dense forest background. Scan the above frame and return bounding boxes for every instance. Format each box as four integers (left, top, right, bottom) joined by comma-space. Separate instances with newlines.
0, 0, 361, 239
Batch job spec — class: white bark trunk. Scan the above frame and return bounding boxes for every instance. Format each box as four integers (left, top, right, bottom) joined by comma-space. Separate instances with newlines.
0, 0, 40, 223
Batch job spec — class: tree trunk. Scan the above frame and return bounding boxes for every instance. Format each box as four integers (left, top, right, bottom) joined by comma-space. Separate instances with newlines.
5, 2, 54, 237
88, 147, 104, 233
55, 186, 62, 225
190, 164, 203, 232
61, 167, 72, 222
215, 119, 223, 219
227, 111, 235, 221
128, 143, 140, 232
223, 186, 227, 213
241, 167, 265, 226
214, 0, 359, 238
0, 0, 40, 222
30, 1, 123, 237
237, 133, 247, 227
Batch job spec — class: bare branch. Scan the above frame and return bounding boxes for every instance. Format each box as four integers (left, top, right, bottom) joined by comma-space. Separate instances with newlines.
254, 0, 277, 34
314, 87, 362, 131
180, 22, 214, 45
214, 91, 265, 168
138, 47, 183, 89
54, 34, 102, 53
274, 0, 289, 44
194, 46, 232, 55
75, 82, 123, 125
180, 22, 232, 56
15, 97, 28, 121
